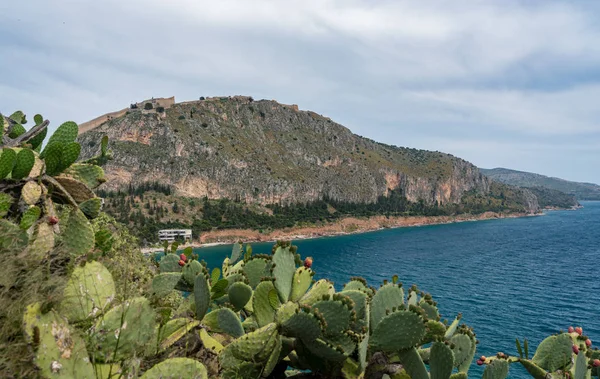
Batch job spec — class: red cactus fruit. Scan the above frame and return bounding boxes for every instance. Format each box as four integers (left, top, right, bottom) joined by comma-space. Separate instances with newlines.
568, 326, 575, 333
476, 360, 483, 366
593, 359, 600, 367
180, 253, 187, 261
575, 327, 583, 335
304, 257, 313, 269
572, 345, 579, 354
586, 339, 592, 347
178, 260, 185, 267
48, 216, 59, 225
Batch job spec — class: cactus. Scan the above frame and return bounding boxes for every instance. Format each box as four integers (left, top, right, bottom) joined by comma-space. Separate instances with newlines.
60, 261, 116, 322
242, 256, 270, 288
271, 242, 296, 302
370, 282, 404, 330
152, 273, 184, 298
531, 333, 573, 372
194, 270, 211, 320
78, 197, 102, 219
370, 310, 426, 351
26, 221, 55, 259
90, 297, 156, 362
11, 148, 35, 179
289, 266, 313, 301
253, 280, 279, 327
159, 253, 182, 273
228, 282, 253, 311
429, 341, 455, 379
156, 318, 200, 352
182, 259, 204, 286
19, 205, 41, 230
202, 308, 244, 338
21, 180, 42, 205
0, 148, 17, 179
61, 207, 95, 257
140, 358, 208, 379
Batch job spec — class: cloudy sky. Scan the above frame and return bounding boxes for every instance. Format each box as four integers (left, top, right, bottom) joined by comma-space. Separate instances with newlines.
2, 0, 599, 183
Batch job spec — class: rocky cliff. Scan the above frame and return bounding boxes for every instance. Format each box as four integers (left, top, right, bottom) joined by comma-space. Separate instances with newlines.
78, 96, 538, 213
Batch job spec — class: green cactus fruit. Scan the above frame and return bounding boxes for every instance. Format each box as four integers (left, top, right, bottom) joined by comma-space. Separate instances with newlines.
444, 314, 462, 338
531, 333, 573, 372
8, 123, 26, 138
243, 257, 269, 288
54, 175, 95, 202
253, 281, 279, 327
194, 271, 211, 320
64, 163, 106, 189
159, 253, 182, 273
90, 297, 156, 362
482, 358, 510, 379
22, 303, 95, 378
519, 359, 549, 379
79, 197, 102, 219
140, 358, 208, 379
289, 266, 313, 302
230, 241, 243, 263
20, 205, 41, 230
313, 298, 353, 336
263, 333, 283, 377
370, 283, 404, 331
12, 148, 35, 179
419, 299, 440, 320
42, 121, 78, 157
242, 316, 258, 333
275, 301, 298, 324
397, 347, 429, 379
450, 333, 473, 369
60, 261, 116, 322
182, 259, 204, 285
26, 221, 55, 259
370, 310, 426, 352
157, 318, 200, 352
152, 273, 182, 297
62, 207, 94, 257
430, 341, 455, 379
0, 148, 17, 179
272, 244, 296, 302
0, 192, 13, 217
423, 320, 447, 344
228, 282, 253, 311
299, 279, 335, 306
199, 328, 224, 354
21, 181, 42, 205
201, 308, 244, 338
281, 310, 322, 343
230, 322, 279, 362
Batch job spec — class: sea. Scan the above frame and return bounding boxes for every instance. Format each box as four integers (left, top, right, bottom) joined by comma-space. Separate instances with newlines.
193, 201, 600, 378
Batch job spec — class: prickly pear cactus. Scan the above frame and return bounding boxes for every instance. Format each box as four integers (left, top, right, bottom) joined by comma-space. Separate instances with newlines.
140, 358, 208, 379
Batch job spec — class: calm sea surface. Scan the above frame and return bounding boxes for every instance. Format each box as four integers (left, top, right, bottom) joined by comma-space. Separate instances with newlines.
194, 201, 600, 378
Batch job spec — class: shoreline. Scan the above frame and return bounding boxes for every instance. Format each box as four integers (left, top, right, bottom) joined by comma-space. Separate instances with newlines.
140, 211, 541, 254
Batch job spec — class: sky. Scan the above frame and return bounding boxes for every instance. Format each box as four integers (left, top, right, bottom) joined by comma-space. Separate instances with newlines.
1, 0, 599, 184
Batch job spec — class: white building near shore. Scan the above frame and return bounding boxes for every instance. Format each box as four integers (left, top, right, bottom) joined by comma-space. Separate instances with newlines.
158, 229, 192, 242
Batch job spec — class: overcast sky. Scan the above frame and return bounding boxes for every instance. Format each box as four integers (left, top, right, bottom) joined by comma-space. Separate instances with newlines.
2, 0, 599, 183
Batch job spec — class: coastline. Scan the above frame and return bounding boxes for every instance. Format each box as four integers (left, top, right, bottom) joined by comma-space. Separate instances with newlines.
140, 211, 539, 254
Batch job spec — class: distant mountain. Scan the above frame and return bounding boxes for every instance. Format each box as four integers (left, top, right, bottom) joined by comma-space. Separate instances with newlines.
481, 168, 600, 201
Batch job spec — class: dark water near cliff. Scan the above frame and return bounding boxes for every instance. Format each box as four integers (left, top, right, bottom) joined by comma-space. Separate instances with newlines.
194, 202, 600, 378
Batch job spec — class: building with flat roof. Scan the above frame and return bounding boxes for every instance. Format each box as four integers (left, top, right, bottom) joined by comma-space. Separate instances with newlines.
158, 229, 192, 242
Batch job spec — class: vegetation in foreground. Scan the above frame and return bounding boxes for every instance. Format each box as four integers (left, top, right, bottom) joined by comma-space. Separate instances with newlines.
1, 112, 599, 378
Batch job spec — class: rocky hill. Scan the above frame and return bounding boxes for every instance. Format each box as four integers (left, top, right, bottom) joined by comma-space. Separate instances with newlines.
78, 96, 539, 215
482, 168, 600, 201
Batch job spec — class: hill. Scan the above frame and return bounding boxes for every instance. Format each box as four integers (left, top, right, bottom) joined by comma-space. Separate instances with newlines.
77, 96, 544, 243
481, 168, 600, 201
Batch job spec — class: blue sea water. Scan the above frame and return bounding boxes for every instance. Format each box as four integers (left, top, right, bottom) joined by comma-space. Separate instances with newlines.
193, 201, 600, 378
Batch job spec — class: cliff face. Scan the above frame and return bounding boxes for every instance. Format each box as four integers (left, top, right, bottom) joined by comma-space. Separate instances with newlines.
78, 96, 536, 212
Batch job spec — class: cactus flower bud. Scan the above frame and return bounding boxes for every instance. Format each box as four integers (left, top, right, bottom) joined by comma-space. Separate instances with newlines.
586, 339, 592, 347
304, 257, 313, 269
573, 345, 580, 354
568, 326, 575, 333
575, 327, 583, 335
178, 260, 185, 267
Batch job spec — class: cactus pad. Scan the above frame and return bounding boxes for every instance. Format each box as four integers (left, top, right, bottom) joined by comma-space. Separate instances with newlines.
275, 301, 298, 324
44, 121, 78, 150
230, 322, 279, 362
140, 358, 208, 379
272, 244, 296, 302
199, 328, 224, 354
61, 207, 94, 257
313, 299, 353, 336
21, 181, 42, 205
79, 197, 102, 219
340, 290, 368, 332
64, 163, 106, 189
450, 333, 474, 369
90, 297, 156, 362
303, 337, 352, 362
54, 175, 95, 202
299, 279, 335, 306
243, 257, 270, 288
159, 253, 182, 273
19, 205, 41, 230
194, 271, 211, 320
157, 318, 200, 352
263, 333, 283, 377
397, 347, 429, 379
0, 192, 13, 217
27, 222, 55, 259
482, 359, 510, 379
281, 310, 322, 343
531, 333, 573, 372
230, 241, 243, 263
60, 261, 116, 322
429, 341, 455, 379
0, 148, 17, 179
12, 148, 35, 179
290, 266, 313, 302
182, 259, 204, 285
152, 273, 183, 298
419, 299, 440, 320
370, 283, 404, 331
370, 310, 426, 352
22, 304, 95, 378
228, 282, 253, 311
424, 320, 447, 343
444, 314, 461, 338
202, 308, 244, 338
253, 281, 279, 327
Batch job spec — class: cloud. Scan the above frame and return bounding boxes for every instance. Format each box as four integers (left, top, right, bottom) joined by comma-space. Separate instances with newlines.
1, 0, 599, 182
